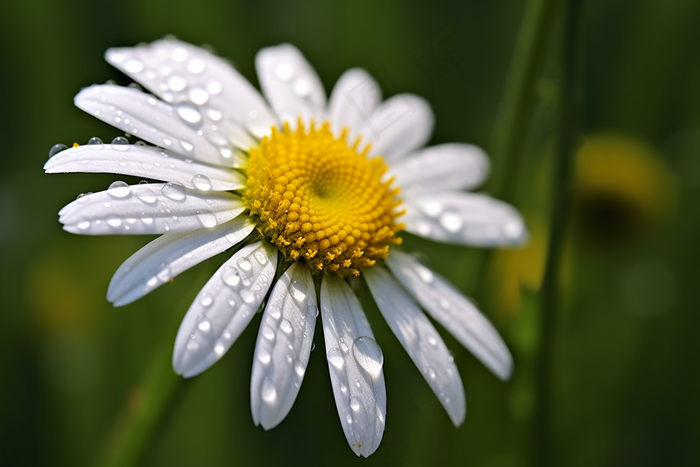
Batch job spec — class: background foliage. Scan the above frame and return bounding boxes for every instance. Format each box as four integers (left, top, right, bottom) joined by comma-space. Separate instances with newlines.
1, 0, 699, 466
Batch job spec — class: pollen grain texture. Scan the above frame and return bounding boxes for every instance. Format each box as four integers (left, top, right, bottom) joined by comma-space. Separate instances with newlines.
244, 121, 404, 276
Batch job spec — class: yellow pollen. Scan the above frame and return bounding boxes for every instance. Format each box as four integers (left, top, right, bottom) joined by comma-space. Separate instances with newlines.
243, 120, 404, 276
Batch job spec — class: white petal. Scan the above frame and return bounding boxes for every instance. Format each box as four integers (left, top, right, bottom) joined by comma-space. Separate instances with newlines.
108, 215, 256, 307
326, 68, 382, 142
106, 38, 277, 139
385, 250, 512, 380
75, 84, 246, 167
44, 143, 244, 191
173, 241, 278, 377
58, 182, 244, 235
402, 191, 528, 246
251, 262, 318, 429
390, 143, 490, 196
365, 94, 433, 162
255, 44, 326, 127
320, 275, 386, 457
364, 266, 465, 426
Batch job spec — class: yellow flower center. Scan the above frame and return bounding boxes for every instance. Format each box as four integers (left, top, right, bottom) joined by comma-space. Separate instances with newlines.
243, 120, 404, 276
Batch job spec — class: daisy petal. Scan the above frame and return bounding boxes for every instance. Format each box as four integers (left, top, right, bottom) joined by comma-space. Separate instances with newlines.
320, 275, 386, 457
364, 266, 466, 426
44, 143, 244, 191
385, 250, 512, 380
108, 215, 256, 307
251, 262, 318, 430
255, 44, 326, 127
403, 191, 527, 246
75, 84, 246, 167
365, 94, 434, 162
58, 182, 244, 235
173, 241, 278, 378
327, 68, 382, 142
390, 143, 490, 196
106, 38, 277, 139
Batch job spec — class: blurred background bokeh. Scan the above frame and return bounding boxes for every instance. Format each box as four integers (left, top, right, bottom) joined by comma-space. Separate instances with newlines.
2, 0, 699, 466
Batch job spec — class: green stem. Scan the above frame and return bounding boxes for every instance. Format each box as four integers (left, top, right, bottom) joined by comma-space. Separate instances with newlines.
93, 334, 185, 467
534, 0, 581, 466
488, 0, 560, 201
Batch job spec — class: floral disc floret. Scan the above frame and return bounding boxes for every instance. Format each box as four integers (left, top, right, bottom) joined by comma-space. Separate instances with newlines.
244, 120, 404, 276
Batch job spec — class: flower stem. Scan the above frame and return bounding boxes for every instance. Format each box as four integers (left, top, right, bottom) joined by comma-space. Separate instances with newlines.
488, 0, 560, 201
534, 0, 582, 465
93, 333, 185, 467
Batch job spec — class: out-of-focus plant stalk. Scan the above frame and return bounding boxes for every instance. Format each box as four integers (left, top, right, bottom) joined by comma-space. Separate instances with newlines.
94, 334, 184, 467
488, 0, 559, 201
535, 0, 581, 466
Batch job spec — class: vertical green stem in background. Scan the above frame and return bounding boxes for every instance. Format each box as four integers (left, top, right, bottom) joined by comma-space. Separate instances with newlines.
94, 334, 185, 467
488, 0, 560, 201
534, 0, 582, 466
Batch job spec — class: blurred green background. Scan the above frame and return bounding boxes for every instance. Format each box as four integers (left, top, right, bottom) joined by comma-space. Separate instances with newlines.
2, 0, 699, 466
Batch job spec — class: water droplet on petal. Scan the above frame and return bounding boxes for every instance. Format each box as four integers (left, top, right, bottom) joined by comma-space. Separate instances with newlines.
191, 174, 212, 191
187, 59, 205, 74
106, 215, 122, 228
221, 266, 241, 287
107, 181, 131, 198
188, 88, 209, 105
258, 347, 272, 365
200, 293, 213, 307
76, 217, 91, 230
253, 250, 268, 265
261, 377, 277, 403
439, 211, 463, 233
87, 137, 103, 148
352, 336, 384, 378
172, 48, 188, 62
161, 182, 186, 201
280, 319, 293, 335
196, 210, 217, 228
276, 64, 294, 80
49, 143, 68, 158
237, 258, 252, 271
124, 59, 144, 73
327, 348, 345, 369
290, 279, 306, 302
167, 75, 186, 91
110, 136, 130, 151
176, 104, 202, 124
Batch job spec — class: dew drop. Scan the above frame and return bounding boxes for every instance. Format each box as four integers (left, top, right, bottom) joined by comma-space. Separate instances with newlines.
197, 210, 217, 228
275, 64, 294, 80
221, 266, 241, 287
107, 180, 131, 198
167, 75, 186, 92
327, 348, 345, 369
214, 342, 226, 356
191, 174, 212, 191
280, 319, 293, 335
439, 211, 463, 233
172, 48, 188, 62
352, 336, 384, 378
87, 137, 103, 148
161, 182, 186, 201
135, 185, 158, 204
176, 104, 202, 124
207, 108, 223, 121
241, 289, 255, 303
106, 215, 122, 228
76, 217, 91, 230
187, 59, 206, 74
262, 325, 275, 341
48, 143, 68, 158
198, 320, 211, 332
237, 258, 252, 271
110, 136, 130, 151
290, 279, 306, 302
253, 250, 268, 265
258, 347, 271, 365
188, 88, 209, 105
200, 293, 213, 307
124, 59, 144, 73
207, 80, 222, 95
261, 377, 277, 403
293, 79, 311, 96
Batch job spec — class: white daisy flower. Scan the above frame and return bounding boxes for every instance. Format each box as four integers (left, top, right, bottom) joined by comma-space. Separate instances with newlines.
45, 38, 527, 457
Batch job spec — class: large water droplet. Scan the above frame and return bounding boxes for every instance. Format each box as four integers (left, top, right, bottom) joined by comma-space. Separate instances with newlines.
221, 266, 241, 287
111, 136, 130, 151
200, 293, 213, 307
258, 347, 272, 365
237, 257, 252, 271
188, 88, 209, 105
76, 217, 91, 231
187, 59, 206, 74
135, 184, 158, 204
191, 174, 212, 191
207, 81, 222, 95
253, 250, 268, 265
49, 143, 68, 158
417, 265, 434, 284
196, 210, 217, 228
106, 215, 123, 228
107, 180, 131, 198
161, 182, 186, 201
198, 320, 211, 332
280, 319, 293, 335
352, 336, 384, 378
